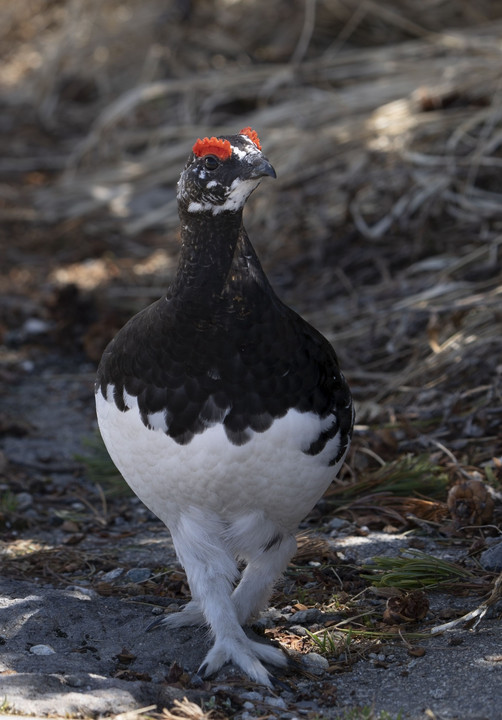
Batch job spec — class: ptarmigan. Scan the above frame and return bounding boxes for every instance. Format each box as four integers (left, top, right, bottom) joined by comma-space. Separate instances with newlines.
95, 127, 354, 686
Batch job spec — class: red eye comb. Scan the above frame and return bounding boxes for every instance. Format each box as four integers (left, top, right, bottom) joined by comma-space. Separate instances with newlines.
192, 137, 232, 160
239, 127, 262, 150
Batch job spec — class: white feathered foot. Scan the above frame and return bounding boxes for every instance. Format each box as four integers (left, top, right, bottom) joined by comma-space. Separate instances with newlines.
148, 509, 296, 686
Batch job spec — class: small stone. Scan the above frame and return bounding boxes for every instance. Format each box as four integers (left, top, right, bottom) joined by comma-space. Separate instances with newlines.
61, 519, 80, 533
125, 567, 151, 583
252, 616, 276, 630
65, 674, 87, 688
101, 567, 124, 582
243, 701, 255, 711
289, 624, 308, 636
301, 652, 329, 675
265, 696, 287, 709
67, 585, 98, 599
20, 360, 35, 373
252, 607, 284, 629
241, 691, 263, 702
30, 644, 56, 656
480, 542, 502, 572
23, 318, 50, 336
329, 516, 350, 530
15, 492, 33, 510
289, 608, 323, 625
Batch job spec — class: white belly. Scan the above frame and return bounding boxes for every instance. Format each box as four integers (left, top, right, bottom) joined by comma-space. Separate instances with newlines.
95, 386, 345, 532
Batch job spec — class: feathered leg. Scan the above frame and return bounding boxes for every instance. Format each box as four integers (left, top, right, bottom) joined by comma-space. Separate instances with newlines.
232, 534, 297, 625
169, 508, 286, 686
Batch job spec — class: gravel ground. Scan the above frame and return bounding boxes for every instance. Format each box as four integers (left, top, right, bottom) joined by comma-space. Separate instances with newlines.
1, 364, 502, 720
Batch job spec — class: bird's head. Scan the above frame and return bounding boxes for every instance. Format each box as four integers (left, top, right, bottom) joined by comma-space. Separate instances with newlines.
177, 127, 276, 215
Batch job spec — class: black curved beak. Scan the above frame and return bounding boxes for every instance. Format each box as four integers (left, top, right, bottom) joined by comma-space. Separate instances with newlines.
248, 155, 277, 180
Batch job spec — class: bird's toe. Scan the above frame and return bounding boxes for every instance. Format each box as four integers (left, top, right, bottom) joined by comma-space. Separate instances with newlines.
146, 600, 204, 632
199, 636, 278, 687
248, 638, 288, 668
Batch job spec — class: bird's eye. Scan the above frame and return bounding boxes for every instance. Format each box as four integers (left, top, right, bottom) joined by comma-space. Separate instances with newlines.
204, 155, 219, 171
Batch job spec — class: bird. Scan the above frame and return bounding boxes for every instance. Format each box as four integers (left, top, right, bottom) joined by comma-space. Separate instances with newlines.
95, 127, 354, 686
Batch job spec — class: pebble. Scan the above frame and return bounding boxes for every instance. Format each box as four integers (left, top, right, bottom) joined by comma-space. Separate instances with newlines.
289, 608, 323, 625
65, 675, 87, 688
328, 516, 350, 531
480, 542, 502, 572
67, 586, 98, 599
20, 360, 35, 373
265, 696, 287, 710
369, 652, 386, 662
241, 691, 263, 702
22, 318, 50, 336
289, 624, 308, 636
243, 701, 255, 711
252, 607, 284, 629
301, 652, 329, 675
125, 567, 151, 583
30, 644, 56, 656
15, 492, 33, 510
100, 568, 124, 582
295, 699, 321, 710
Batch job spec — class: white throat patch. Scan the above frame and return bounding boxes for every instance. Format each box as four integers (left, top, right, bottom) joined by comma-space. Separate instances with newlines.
188, 177, 260, 215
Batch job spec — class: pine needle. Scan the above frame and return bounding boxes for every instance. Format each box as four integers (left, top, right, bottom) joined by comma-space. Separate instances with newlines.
361, 549, 476, 589
326, 454, 449, 505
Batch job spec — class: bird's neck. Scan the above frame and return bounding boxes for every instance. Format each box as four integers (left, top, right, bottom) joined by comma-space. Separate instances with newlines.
172, 208, 246, 306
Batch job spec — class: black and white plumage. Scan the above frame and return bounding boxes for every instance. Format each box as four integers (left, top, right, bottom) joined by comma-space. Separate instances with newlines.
95, 128, 354, 686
